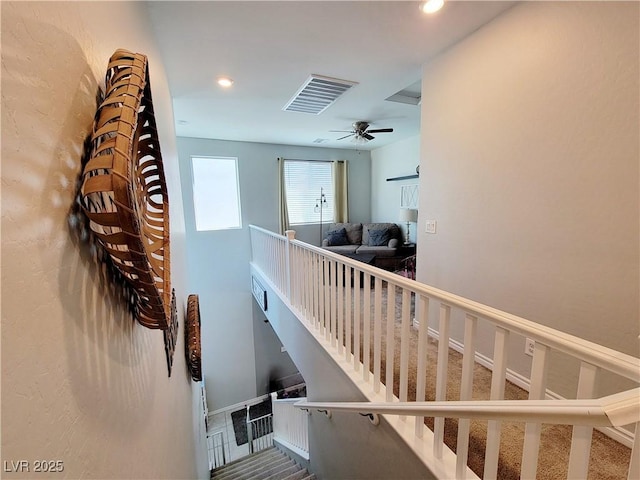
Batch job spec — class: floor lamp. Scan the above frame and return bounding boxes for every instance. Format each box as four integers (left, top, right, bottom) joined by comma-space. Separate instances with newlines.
314, 187, 328, 244
399, 208, 418, 244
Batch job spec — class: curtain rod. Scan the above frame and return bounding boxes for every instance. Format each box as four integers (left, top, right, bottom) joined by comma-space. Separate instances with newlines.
279, 158, 344, 163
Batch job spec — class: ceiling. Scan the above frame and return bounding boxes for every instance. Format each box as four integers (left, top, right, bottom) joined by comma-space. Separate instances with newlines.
148, 1, 515, 151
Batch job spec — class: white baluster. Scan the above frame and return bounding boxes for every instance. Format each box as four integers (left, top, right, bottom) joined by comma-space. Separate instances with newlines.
415, 294, 430, 437
399, 288, 412, 410
484, 326, 510, 480
337, 262, 344, 354
353, 270, 361, 372
521, 342, 550, 479
386, 284, 396, 402
456, 313, 478, 479
373, 277, 383, 393
304, 249, 311, 318
363, 273, 372, 383
434, 303, 451, 459
345, 266, 352, 362
330, 260, 337, 347
323, 258, 330, 340
628, 421, 639, 480
567, 362, 598, 479
312, 253, 319, 329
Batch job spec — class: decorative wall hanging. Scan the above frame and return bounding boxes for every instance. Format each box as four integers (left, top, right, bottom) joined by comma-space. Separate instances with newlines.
185, 294, 202, 381
79, 49, 171, 329
163, 289, 178, 376
400, 184, 419, 209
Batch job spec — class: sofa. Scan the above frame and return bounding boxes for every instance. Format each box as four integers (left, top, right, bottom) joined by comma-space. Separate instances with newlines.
321, 222, 402, 258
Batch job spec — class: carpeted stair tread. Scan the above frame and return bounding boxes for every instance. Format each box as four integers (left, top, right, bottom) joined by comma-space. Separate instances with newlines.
212, 446, 278, 472
279, 469, 313, 480
213, 456, 288, 480
241, 457, 292, 480
212, 450, 282, 478
211, 448, 283, 479
245, 459, 296, 480
211, 447, 311, 480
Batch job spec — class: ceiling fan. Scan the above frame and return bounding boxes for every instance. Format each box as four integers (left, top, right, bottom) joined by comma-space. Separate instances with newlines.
332, 121, 394, 142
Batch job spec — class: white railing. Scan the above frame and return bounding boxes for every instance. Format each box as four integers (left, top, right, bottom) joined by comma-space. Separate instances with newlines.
271, 392, 310, 460
247, 411, 274, 454
207, 430, 226, 470
249, 225, 640, 480
296, 387, 640, 427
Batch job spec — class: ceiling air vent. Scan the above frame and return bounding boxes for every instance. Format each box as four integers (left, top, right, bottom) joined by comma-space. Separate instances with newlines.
283, 74, 358, 115
385, 79, 422, 106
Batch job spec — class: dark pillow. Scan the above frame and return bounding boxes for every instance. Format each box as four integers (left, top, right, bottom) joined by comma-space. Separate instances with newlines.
326, 228, 349, 246
368, 228, 391, 246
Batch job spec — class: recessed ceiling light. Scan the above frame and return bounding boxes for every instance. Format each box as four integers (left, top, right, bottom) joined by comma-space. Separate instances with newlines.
217, 76, 234, 88
420, 0, 444, 14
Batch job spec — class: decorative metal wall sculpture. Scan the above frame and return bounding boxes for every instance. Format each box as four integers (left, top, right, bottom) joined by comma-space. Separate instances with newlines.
185, 294, 202, 381
80, 49, 171, 329
164, 289, 178, 376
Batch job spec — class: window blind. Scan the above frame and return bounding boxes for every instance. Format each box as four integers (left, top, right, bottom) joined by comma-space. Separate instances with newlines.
283, 160, 334, 225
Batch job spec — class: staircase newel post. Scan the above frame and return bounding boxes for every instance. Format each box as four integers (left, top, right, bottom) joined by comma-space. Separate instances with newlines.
285, 230, 296, 300
246, 405, 253, 454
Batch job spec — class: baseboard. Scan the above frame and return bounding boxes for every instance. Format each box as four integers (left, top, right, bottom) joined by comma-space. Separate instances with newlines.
418, 323, 635, 449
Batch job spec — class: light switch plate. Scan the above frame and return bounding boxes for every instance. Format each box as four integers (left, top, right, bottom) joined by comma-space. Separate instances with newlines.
426, 220, 437, 234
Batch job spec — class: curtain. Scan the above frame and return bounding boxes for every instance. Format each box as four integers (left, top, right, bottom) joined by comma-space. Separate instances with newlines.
277, 157, 290, 234
333, 160, 349, 223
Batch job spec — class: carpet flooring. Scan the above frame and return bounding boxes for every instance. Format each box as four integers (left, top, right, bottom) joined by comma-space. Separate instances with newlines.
344, 285, 632, 479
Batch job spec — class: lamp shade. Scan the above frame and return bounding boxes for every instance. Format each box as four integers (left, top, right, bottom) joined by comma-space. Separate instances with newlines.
399, 208, 418, 223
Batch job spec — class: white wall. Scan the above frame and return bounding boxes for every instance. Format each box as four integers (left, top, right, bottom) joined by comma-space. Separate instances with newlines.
1, 2, 208, 478
371, 135, 421, 242
417, 1, 639, 397
176, 137, 371, 410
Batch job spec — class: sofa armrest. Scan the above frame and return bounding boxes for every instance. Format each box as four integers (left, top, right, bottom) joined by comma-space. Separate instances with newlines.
388, 238, 399, 248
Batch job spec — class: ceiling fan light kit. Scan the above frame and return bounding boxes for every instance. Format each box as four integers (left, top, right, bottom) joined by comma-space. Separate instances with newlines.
333, 121, 394, 143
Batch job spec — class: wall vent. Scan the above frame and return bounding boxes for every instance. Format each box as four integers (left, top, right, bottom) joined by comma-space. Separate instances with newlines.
283, 74, 358, 115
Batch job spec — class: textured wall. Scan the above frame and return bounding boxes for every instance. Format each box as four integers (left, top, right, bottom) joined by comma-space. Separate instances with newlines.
417, 1, 639, 397
1, 2, 208, 478
371, 135, 421, 242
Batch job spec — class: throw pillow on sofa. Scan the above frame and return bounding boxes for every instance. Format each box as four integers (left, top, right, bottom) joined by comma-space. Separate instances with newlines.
368, 228, 391, 246
326, 228, 349, 246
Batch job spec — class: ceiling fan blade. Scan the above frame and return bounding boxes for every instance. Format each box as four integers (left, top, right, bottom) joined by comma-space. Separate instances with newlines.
336, 133, 354, 140
330, 130, 354, 133
362, 133, 375, 141
366, 128, 393, 134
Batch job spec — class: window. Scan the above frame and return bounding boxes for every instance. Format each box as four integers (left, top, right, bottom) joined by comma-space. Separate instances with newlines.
191, 156, 242, 231
283, 160, 334, 225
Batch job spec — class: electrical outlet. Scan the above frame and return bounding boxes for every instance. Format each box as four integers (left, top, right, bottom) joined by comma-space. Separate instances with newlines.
426, 220, 437, 234
525, 338, 535, 357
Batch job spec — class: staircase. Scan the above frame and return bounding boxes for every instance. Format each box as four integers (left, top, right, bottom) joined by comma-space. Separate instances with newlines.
249, 226, 640, 480
210, 447, 315, 480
